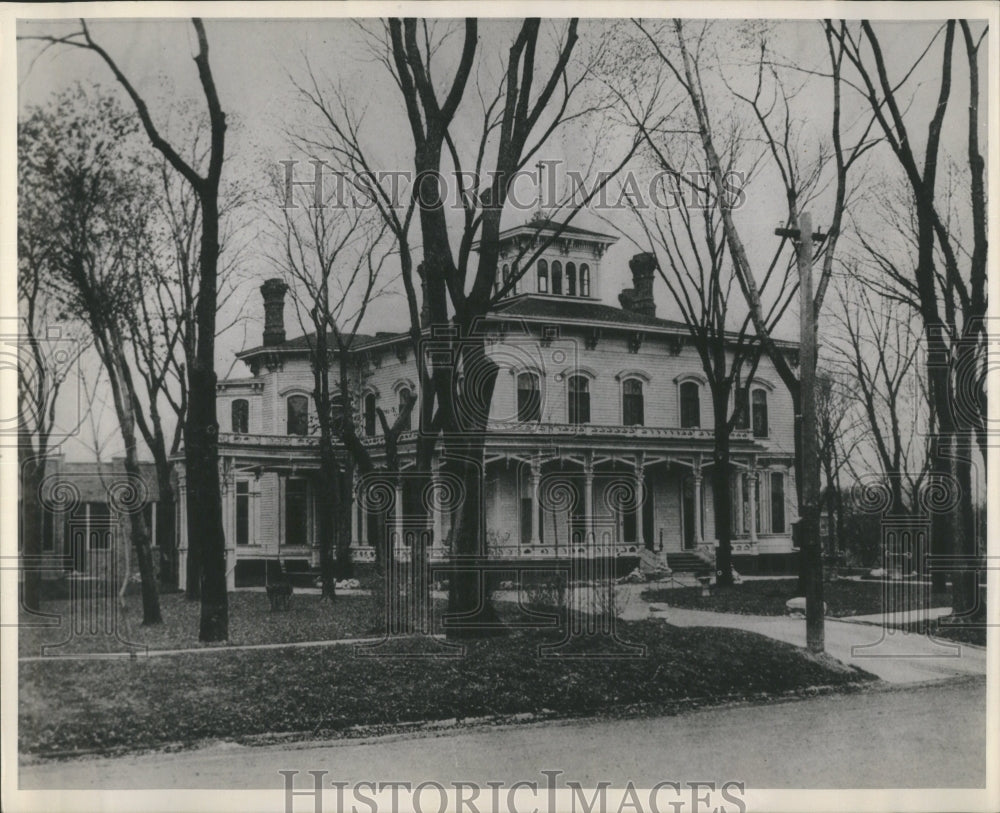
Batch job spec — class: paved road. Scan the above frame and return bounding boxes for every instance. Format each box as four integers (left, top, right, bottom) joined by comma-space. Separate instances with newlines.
19, 677, 986, 790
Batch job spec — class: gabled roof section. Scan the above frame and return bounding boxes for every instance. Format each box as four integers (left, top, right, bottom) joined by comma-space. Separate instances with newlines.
490, 295, 799, 349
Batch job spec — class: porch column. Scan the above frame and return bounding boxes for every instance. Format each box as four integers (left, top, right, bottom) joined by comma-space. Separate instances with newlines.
432, 463, 444, 550
693, 469, 704, 546
634, 453, 645, 550
394, 478, 404, 551
747, 468, 758, 545
583, 454, 595, 547
223, 464, 236, 591
530, 457, 541, 546
177, 473, 187, 590
351, 472, 359, 546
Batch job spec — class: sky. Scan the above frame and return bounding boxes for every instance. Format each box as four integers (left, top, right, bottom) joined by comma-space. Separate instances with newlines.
11, 13, 990, 461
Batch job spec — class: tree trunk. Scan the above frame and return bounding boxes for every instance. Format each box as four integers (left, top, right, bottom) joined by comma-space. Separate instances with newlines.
952, 437, 979, 618
191, 193, 228, 642
444, 335, 501, 638
317, 440, 341, 601
19, 452, 44, 612
712, 396, 734, 588
335, 459, 356, 581
105, 345, 161, 624
156, 486, 176, 590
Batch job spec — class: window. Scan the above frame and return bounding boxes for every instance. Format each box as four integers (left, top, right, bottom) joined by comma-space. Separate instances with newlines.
502, 263, 510, 293
680, 381, 701, 428
566, 262, 577, 296
236, 482, 250, 546
770, 472, 786, 534
287, 395, 309, 436
537, 260, 548, 293
511, 260, 519, 295
752, 389, 769, 437
285, 478, 308, 547
231, 399, 249, 434
551, 261, 563, 295
734, 389, 750, 429
364, 393, 377, 437
517, 372, 541, 422
568, 375, 590, 425
623, 379, 644, 426
580, 264, 590, 297
623, 501, 637, 543
397, 387, 412, 432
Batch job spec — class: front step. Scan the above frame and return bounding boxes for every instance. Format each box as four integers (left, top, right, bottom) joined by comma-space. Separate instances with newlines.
662, 551, 713, 573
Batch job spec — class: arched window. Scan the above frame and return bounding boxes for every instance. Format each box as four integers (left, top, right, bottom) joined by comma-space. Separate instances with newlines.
568, 375, 590, 425
566, 262, 577, 296
623, 379, 644, 426
397, 387, 412, 432
537, 259, 548, 293
231, 399, 249, 434
752, 389, 769, 437
680, 381, 701, 428
517, 372, 541, 422
287, 394, 309, 436
579, 264, 590, 297
551, 261, 563, 295
364, 393, 377, 437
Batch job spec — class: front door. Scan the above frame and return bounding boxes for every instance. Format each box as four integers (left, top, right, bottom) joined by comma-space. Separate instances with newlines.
643, 484, 655, 551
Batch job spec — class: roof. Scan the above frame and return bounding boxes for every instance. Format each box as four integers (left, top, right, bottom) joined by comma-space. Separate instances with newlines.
44, 460, 162, 503
493, 295, 691, 332
237, 331, 388, 359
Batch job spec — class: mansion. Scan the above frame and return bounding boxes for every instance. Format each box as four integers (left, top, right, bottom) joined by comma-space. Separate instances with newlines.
178, 221, 800, 588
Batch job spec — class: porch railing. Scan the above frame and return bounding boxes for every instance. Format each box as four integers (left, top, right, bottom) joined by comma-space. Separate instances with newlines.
218, 424, 754, 448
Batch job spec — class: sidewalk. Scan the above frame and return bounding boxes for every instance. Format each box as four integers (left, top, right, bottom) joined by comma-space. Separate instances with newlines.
488, 583, 986, 684
630, 600, 986, 684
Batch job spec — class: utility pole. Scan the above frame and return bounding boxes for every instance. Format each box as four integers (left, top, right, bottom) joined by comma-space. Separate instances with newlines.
776, 212, 825, 653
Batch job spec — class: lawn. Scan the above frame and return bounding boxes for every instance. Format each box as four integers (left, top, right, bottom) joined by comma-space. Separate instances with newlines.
642, 578, 953, 618
19, 618, 876, 758
18, 591, 383, 657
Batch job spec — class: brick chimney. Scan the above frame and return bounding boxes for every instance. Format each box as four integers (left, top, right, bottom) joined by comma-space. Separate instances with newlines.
260, 278, 289, 346
619, 252, 657, 317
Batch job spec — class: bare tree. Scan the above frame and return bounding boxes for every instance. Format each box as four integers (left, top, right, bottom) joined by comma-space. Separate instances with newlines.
17, 148, 91, 611
290, 19, 645, 633
814, 370, 860, 568
830, 275, 931, 515
24, 18, 233, 639
628, 19, 877, 649
625, 155, 794, 585
832, 20, 987, 614
19, 89, 163, 623
269, 174, 402, 599
382, 18, 647, 632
